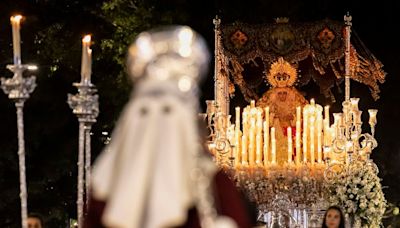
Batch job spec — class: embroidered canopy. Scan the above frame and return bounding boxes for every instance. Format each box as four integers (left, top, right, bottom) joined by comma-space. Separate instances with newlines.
218, 18, 386, 102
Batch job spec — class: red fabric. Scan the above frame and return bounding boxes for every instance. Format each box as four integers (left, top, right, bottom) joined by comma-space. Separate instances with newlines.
84, 196, 106, 228
283, 126, 298, 160
84, 170, 252, 228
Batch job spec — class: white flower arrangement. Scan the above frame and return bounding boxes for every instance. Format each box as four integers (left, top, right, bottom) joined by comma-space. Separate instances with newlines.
327, 159, 387, 228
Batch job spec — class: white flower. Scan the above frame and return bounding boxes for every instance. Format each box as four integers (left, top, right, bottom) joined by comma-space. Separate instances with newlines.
327, 159, 387, 227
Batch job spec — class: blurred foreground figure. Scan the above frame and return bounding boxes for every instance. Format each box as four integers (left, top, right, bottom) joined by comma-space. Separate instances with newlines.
85, 26, 252, 228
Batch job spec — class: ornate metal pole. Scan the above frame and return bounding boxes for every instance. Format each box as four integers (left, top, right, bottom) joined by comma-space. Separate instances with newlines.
213, 15, 229, 115
344, 12, 352, 102
1, 65, 37, 228
84, 124, 92, 209
343, 13, 353, 162
212, 16, 232, 167
68, 83, 98, 227
67, 35, 98, 228
1, 15, 37, 228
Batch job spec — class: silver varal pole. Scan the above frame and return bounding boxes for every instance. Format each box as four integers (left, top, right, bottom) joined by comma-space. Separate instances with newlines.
1, 63, 37, 228
84, 123, 93, 209
344, 12, 352, 102
68, 83, 99, 227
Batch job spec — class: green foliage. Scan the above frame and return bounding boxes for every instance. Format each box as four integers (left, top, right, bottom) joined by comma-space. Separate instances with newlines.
101, 1, 153, 66
0, 0, 187, 226
100, 0, 176, 72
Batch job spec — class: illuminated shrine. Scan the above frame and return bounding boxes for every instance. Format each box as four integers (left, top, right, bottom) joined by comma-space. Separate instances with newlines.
202, 14, 386, 227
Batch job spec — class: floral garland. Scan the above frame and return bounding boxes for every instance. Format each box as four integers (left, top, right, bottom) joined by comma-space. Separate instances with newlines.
327, 159, 387, 228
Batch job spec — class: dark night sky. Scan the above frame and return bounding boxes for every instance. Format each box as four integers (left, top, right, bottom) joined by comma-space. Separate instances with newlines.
0, 0, 399, 224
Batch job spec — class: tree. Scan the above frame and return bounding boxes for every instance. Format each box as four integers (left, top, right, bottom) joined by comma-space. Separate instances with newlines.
0, 0, 181, 225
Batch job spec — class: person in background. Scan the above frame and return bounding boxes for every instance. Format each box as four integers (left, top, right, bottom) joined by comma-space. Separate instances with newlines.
27, 213, 44, 228
84, 25, 252, 228
321, 205, 345, 228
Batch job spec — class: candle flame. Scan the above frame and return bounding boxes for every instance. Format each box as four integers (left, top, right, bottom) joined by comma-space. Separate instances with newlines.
10, 15, 23, 23
27, 65, 38, 70
82, 35, 91, 43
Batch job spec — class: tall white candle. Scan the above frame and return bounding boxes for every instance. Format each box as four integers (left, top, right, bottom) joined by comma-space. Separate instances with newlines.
241, 134, 247, 165
310, 116, 315, 165
234, 131, 240, 167
265, 107, 270, 123
250, 100, 255, 108
256, 110, 262, 164
317, 114, 322, 163
263, 120, 269, 166
296, 107, 301, 165
296, 122, 301, 165
235, 107, 240, 127
249, 119, 255, 167
296, 107, 301, 124
264, 107, 270, 166
81, 35, 91, 83
10, 15, 22, 65
323, 106, 329, 143
242, 110, 248, 165
256, 134, 262, 165
287, 127, 292, 163
324, 106, 330, 124
234, 107, 241, 167
303, 108, 308, 163
87, 48, 92, 80
271, 127, 276, 164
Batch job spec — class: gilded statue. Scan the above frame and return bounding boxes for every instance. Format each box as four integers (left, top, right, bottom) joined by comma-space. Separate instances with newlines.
257, 57, 307, 163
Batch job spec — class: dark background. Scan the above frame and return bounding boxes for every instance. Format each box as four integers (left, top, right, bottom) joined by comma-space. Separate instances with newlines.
0, 0, 399, 226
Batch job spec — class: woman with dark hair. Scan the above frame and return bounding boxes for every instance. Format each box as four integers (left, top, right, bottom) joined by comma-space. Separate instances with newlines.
321, 205, 345, 228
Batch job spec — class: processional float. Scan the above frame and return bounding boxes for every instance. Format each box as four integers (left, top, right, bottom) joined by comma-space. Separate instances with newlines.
203, 14, 386, 227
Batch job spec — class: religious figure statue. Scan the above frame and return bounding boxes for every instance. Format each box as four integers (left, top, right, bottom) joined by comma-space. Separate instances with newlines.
257, 57, 307, 163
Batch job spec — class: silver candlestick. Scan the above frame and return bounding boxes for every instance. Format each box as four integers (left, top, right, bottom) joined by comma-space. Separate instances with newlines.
68, 82, 99, 227
1, 63, 37, 228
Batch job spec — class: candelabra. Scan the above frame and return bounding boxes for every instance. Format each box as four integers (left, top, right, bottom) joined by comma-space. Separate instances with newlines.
67, 34, 98, 228
1, 64, 37, 228
324, 13, 378, 183
203, 100, 233, 168
1, 15, 37, 228
323, 98, 378, 181
68, 82, 98, 227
